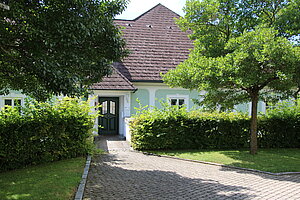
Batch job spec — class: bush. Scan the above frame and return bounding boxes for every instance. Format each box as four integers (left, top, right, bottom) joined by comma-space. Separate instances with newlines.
130, 103, 250, 150
0, 97, 98, 172
131, 100, 300, 151
259, 101, 300, 148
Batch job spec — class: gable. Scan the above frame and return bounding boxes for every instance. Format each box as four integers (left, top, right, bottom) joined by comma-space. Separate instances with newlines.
114, 3, 193, 82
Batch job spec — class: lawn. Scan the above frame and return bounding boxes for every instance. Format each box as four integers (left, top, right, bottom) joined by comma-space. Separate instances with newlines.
0, 157, 86, 200
150, 148, 300, 173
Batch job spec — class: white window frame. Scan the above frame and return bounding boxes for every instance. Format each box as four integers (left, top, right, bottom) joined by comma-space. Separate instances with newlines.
2, 97, 23, 108
166, 94, 189, 108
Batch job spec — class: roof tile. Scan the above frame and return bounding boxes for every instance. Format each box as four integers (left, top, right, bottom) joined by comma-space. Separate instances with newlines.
114, 3, 193, 82
92, 4, 193, 90
91, 66, 136, 91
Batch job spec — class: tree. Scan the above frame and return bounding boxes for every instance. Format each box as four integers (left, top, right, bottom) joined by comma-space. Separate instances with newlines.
0, 0, 128, 101
163, 0, 300, 154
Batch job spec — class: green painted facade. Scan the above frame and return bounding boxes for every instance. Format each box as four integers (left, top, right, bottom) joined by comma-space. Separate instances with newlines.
3, 89, 268, 115
130, 88, 200, 115
4, 90, 24, 95
130, 87, 268, 115
235, 101, 265, 113
130, 89, 149, 115
235, 103, 249, 113
154, 89, 200, 109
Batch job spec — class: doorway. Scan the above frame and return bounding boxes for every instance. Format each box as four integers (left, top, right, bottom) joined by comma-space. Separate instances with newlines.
98, 97, 119, 135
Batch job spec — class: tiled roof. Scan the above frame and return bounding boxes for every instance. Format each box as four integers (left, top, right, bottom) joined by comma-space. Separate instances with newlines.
91, 3, 193, 90
114, 3, 193, 82
91, 66, 136, 91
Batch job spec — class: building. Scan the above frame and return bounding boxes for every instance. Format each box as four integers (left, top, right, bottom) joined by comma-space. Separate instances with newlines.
89, 4, 202, 138
1, 4, 265, 139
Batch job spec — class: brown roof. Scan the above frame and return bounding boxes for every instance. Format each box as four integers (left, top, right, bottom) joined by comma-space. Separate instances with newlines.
91, 66, 136, 91
114, 3, 193, 82
91, 3, 193, 90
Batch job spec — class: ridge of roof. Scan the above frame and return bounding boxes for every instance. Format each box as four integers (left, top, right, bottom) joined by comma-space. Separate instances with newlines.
133, 3, 181, 21
115, 3, 181, 21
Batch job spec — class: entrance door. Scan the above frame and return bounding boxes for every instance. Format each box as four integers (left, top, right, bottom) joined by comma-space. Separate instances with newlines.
98, 97, 119, 135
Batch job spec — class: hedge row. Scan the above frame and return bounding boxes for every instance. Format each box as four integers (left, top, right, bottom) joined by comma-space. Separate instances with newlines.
0, 98, 97, 172
130, 103, 300, 150
259, 101, 300, 148
131, 105, 250, 150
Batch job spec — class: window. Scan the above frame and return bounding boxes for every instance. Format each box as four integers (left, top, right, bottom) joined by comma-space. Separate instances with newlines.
102, 101, 108, 114
3, 98, 22, 109
110, 101, 116, 114
167, 95, 189, 108
170, 98, 185, 106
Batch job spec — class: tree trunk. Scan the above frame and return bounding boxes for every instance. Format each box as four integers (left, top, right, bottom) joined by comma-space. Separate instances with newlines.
250, 92, 259, 155
293, 87, 299, 105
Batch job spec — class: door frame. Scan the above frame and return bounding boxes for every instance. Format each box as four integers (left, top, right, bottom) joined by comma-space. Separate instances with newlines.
90, 91, 131, 138
98, 97, 119, 135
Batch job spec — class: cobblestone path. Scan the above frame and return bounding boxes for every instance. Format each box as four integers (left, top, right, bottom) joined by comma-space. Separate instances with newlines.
83, 136, 300, 200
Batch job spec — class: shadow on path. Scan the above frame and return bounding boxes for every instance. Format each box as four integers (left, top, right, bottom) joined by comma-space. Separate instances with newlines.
84, 153, 255, 200
220, 165, 300, 184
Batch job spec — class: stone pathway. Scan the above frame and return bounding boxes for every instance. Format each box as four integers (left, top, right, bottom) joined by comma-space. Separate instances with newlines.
83, 136, 300, 200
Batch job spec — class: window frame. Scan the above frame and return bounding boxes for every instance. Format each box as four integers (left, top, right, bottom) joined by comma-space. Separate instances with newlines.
166, 95, 189, 108
3, 97, 23, 108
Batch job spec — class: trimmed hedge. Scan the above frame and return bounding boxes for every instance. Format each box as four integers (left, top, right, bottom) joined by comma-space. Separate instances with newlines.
259, 101, 300, 148
131, 102, 300, 150
0, 98, 97, 172
130, 105, 250, 150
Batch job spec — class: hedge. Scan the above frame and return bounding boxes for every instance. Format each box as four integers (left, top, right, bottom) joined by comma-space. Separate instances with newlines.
130, 105, 250, 150
259, 101, 300, 148
130, 102, 300, 150
0, 98, 97, 172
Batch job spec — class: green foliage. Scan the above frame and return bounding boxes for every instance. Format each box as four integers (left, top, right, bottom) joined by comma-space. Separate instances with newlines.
130, 103, 250, 150
131, 101, 300, 150
164, 26, 299, 109
165, 1, 300, 154
259, 100, 300, 148
0, 0, 128, 101
0, 97, 98, 172
166, 0, 300, 109
178, 0, 299, 58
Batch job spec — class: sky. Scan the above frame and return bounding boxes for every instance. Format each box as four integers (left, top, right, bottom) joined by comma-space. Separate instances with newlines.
116, 0, 187, 20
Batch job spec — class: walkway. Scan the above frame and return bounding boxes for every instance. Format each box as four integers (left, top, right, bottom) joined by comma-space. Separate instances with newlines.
83, 136, 300, 200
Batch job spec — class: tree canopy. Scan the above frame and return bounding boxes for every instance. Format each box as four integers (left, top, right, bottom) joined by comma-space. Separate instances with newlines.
0, 0, 128, 101
163, 0, 300, 154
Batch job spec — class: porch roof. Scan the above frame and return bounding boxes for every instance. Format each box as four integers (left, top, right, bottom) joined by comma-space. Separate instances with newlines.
91, 66, 136, 91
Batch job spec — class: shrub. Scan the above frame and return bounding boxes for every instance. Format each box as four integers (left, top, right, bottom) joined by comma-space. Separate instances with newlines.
130, 103, 250, 150
259, 101, 300, 148
131, 100, 300, 151
0, 97, 98, 172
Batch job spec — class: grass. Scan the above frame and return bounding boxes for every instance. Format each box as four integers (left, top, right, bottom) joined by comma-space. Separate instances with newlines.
0, 157, 86, 200
150, 148, 300, 173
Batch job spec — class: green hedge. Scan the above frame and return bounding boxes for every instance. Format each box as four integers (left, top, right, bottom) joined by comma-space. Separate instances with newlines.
131, 102, 300, 150
259, 101, 300, 148
130, 105, 250, 150
0, 98, 97, 172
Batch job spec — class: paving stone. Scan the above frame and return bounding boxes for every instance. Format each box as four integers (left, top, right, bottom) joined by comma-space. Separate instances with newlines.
83, 136, 300, 200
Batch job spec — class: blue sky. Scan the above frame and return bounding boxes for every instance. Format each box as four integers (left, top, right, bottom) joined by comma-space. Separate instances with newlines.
117, 0, 187, 20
